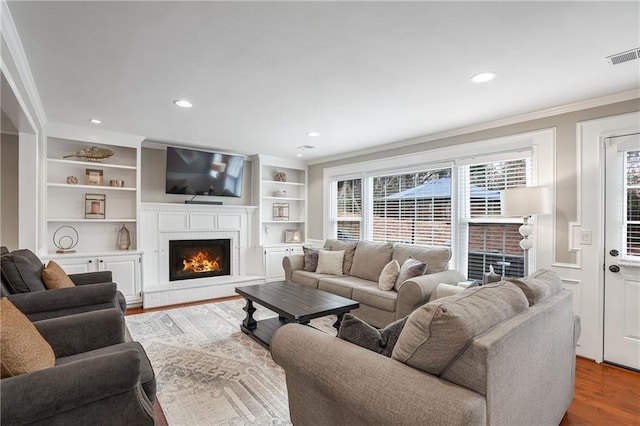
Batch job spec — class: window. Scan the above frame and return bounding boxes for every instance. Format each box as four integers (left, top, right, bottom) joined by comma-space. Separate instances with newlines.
625, 150, 640, 257
462, 157, 531, 280
332, 178, 362, 241
371, 169, 452, 246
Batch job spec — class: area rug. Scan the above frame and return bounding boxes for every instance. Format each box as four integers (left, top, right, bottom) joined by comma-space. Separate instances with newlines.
126, 299, 336, 426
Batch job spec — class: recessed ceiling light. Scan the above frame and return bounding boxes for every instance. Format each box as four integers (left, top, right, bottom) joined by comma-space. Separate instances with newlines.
296, 153, 303, 157
306, 131, 320, 137
470, 72, 497, 83
89, 118, 102, 124
173, 99, 193, 108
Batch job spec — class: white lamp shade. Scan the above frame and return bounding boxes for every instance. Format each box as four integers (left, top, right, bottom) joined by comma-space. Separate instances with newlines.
500, 186, 551, 217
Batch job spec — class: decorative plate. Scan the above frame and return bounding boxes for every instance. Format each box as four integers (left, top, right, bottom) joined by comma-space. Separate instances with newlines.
63, 146, 114, 162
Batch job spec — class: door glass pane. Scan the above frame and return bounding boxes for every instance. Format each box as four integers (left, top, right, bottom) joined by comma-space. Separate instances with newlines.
625, 150, 640, 258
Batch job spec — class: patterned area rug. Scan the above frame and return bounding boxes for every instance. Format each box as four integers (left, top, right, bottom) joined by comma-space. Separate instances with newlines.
126, 299, 336, 426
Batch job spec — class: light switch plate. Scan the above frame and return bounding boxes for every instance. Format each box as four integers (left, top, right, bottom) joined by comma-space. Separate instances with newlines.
579, 230, 592, 245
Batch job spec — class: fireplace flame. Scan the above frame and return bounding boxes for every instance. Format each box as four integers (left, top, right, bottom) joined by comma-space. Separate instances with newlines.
182, 251, 222, 273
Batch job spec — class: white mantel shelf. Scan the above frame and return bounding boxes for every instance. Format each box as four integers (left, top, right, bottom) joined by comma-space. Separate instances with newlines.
140, 202, 258, 211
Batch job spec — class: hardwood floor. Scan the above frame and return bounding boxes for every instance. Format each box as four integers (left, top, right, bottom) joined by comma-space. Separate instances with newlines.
129, 299, 640, 425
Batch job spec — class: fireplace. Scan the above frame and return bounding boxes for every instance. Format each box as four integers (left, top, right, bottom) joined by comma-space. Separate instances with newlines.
169, 239, 231, 281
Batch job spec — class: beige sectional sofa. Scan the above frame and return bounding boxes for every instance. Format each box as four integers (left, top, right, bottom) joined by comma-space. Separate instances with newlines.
272, 270, 580, 426
283, 240, 465, 327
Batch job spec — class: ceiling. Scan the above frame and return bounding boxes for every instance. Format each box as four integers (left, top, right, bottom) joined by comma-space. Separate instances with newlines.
6, 1, 640, 161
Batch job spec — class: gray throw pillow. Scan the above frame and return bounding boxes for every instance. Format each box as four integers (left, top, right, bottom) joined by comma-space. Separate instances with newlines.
0, 250, 46, 293
508, 268, 563, 305
303, 247, 319, 272
394, 257, 427, 291
338, 313, 407, 357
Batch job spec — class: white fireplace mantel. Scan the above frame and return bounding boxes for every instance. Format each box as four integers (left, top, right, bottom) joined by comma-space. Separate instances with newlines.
139, 202, 263, 307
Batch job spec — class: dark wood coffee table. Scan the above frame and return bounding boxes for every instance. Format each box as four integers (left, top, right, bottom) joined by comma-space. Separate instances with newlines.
235, 280, 359, 348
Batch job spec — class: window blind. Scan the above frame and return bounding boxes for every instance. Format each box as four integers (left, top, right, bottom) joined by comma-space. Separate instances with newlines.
625, 150, 640, 257
332, 178, 362, 241
371, 168, 451, 246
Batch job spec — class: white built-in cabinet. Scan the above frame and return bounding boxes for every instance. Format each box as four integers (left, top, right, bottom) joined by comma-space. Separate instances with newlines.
42, 123, 145, 306
252, 154, 307, 280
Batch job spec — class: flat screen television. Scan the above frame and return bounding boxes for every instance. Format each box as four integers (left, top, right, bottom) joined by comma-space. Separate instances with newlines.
165, 147, 244, 197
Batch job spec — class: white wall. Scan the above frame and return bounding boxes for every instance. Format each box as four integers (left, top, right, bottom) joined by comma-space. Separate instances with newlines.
1, 133, 19, 249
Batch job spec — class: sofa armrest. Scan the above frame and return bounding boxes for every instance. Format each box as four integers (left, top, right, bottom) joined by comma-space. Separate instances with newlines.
34, 309, 126, 357
271, 324, 485, 425
1, 349, 153, 425
396, 269, 465, 320
69, 270, 113, 285
283, 254, 305, 281
7, 282, 123, 320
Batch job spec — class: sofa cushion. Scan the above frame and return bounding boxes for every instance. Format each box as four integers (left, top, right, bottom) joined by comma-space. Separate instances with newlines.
392, 243, 451, 274
352, 285, 397, 312
1, 297, 56, 378
391, 281, 528, 376
349, 241, 393, 282
338, 313, 407, 357
42, 261, 75, 290
1, 250, 46, 293
394, 258, 427, 291
291, 270, 335, 289
324, 239, 358, 275
508, 269, 563, 306
378, 259, 400, 291
318, 276, 373, 299
316, 250, 345, 275
303, 246, 319, 272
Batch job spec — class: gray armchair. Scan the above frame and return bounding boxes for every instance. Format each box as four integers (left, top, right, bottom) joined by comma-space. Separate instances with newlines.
1, 247, 126, 320
0, 308, 156, 425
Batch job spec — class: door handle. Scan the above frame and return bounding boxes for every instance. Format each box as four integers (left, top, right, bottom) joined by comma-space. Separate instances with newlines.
609, 249, 619, 257
609, 265, 620, 273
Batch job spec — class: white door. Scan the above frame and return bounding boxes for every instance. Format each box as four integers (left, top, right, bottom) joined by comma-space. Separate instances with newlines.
604, 133, 640, 370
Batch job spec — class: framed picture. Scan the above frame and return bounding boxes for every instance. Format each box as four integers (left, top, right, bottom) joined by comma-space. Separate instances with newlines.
85, 168, 104, 186
272, 203, 289, 221
85, 193, 106, 219
285, 229, 302, 243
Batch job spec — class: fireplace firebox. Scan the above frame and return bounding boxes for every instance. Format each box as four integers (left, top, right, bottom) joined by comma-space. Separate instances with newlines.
169, 239, 231, 281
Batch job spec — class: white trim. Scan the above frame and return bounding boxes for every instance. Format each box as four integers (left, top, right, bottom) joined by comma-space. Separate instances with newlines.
574, 111, 640, 362
309, 89, 639, 165
0, 0, 47, 128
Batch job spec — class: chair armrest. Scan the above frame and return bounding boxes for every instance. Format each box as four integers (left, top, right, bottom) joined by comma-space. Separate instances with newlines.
34, 309, 125, 357
283, 254, 305, 281
69, 270, 113, 285
1, 349, 153, 425
7, 282, 122, 321
396, 270, 465, 319
271, 324, 485, 425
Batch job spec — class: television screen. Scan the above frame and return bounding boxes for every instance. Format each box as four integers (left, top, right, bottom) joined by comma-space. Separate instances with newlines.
165, 147, 244, 197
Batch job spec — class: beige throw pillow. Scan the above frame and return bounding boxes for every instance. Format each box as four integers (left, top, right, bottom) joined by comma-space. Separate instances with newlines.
378, 259, 400, 291
323, 240, 358, 275
349, 241, 393, 282
42, 260, 75, 289
315, 250, 345, 275
1, 297, 56, 378
508, 268, 563, 306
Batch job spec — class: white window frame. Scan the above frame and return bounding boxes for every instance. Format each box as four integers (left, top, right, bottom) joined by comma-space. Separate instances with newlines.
323, 128, 555, 273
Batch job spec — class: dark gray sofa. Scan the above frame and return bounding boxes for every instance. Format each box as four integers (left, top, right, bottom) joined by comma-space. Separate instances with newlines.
0, 308, 156, 425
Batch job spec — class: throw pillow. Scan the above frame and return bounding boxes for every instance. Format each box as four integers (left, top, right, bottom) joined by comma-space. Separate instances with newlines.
323, 240, 358, 275
349, 241, 394, 282
394, 257, 427, 291
391, 281, 528, 376
315, 250, 345, 275
508, 268, 563, 306
0, 297, 55, 378
392, 243, 451, 274
337, 313, 407, 357
0, 250, 47, 293
378, 259, 400, 291
42, 260, 75, 290
303, 246, 319, 272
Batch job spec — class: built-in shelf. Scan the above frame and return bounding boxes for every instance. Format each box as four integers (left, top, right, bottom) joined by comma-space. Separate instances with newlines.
262, 220, 305, 224
47, 218, 137, 223
47, 183, 136, 191
262, 180, 305, 186
262, 196, 305, 201
47, 158, 137, 170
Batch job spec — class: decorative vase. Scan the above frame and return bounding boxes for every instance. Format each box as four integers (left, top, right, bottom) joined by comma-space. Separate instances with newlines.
116, 224, 131, 250
274, 171, 287, 182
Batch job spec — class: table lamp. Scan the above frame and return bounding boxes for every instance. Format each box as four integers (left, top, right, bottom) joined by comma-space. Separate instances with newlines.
500, 186, 551, 276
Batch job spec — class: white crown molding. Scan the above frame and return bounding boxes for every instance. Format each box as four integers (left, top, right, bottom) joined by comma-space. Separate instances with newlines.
0, 0, 47, 129
309, 89, 640, 165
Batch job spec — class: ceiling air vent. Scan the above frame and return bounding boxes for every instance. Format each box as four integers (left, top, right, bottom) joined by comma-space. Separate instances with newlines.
606, 48, 640, 66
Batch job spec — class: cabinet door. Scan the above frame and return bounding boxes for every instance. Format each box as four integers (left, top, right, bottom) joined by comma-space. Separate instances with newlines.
265, 248, 289, 281
288, 246, 304, 256
99, 255, 141, 302
53, 257, 97, 274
